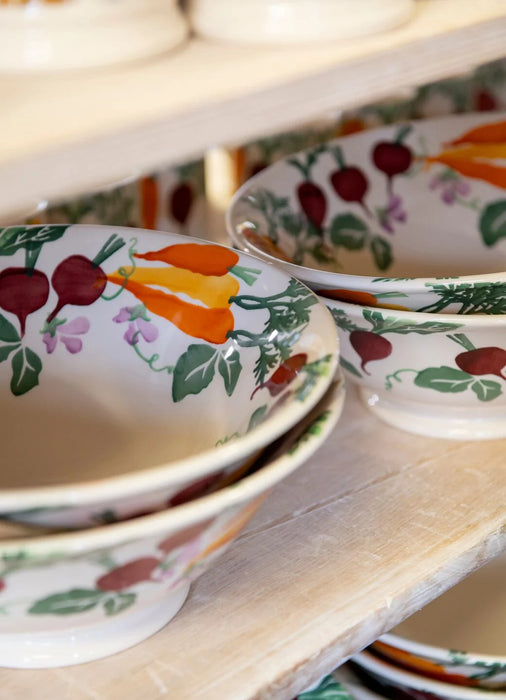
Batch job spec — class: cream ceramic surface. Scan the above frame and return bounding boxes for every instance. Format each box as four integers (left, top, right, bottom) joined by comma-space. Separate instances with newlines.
352, 650, 506, 699
189, 0, 414, 45
0, 0, 188, 73
374, 551, 506, 689
227, 113, 506, 314
323, 297, 506, 439
0, 376, 345, 669
0, 224, 338, 527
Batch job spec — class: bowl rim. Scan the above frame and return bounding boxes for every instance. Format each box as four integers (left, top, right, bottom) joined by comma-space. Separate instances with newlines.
377, 631, 506, 671
0, 377, 345, 556
353, 650, 506, 699
322, 295, 506, 326
0, 225, 339, 512
226, 112, 506, 295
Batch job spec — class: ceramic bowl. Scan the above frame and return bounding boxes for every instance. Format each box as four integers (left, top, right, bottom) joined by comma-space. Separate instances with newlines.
351, 650, 506, 700
189, 0, 414, 45
227, 113, 506, 314
322, 296, 506, 439
0, 0, 187, 74
372, 552, 506, 689
0, 377, 345, 668
33, 160, 206, 237
0, 224, 338, 528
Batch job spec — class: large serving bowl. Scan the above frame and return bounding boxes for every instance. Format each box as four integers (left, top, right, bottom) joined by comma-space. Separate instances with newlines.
351, 650, 506, 700
0, 224, 338, 528
372, 551, 506, 689
227, 113, 506, 314
322, 297, 506, 440
0, 377, 345, 668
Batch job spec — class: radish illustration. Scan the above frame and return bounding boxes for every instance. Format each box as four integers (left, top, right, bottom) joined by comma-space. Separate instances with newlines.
455, 347, 506, 379
350, 330, 392, 374
330, 146, 370, 214
157, 519, 214, 555
251, 353, 308, 399
96, 557, 161, 592
0, 267, 49, 337
169, 182, 194, 225
372, 125, 413, 194
46, 234, 125, 323
288, 149, 327, 235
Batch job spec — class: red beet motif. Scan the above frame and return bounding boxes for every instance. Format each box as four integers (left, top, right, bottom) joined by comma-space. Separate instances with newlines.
169, 182, 194, 225
475, 90, 497, 112
288, 150, 327, 234
297, 182, 327, 232
167, 472, 224, 507
372, 125, 413, 194
330, 146, 370, 214
158, 519, 214, 555
455, 347, 506, 379
350, 330, 392, 374
46, 234, 124, 323
251, 353, 308, 399
0, 267, 49, 337
96, 556, 161, 592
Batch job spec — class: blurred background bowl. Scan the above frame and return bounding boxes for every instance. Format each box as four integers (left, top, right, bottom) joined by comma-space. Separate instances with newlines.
188, 0, 414, 45
0, 0, 188, 74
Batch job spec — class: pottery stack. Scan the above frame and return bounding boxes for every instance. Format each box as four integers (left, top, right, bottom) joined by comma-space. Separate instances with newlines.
0, 225, 344, 668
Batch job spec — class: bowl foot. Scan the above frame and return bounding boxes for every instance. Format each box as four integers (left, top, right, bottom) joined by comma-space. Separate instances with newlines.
0, 582, 190, 669
358, 388, 506, 440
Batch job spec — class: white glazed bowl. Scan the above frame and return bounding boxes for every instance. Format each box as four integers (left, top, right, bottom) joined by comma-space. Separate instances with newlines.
0, 224, 338, 528
227, 113, 506, 314
0, 377, 345, 668
0, 0, 188, 74
189, 0, 414, 45
373, 551, 506, 689
351, 650, 506, 700
323, 296, 506, 439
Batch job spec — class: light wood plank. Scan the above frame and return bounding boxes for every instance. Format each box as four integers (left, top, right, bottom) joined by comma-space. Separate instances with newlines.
1, 1, 506, 218
1, 387, 504, 699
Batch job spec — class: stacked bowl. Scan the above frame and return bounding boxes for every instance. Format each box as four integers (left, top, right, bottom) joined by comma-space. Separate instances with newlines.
0, 223, 343, 667
227, 112, 506, 440
349, 551, 506, 698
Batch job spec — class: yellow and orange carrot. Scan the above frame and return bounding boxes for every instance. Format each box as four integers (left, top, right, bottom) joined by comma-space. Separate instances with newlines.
425, 154, 506, 190
447, 119, 506, 146
135, 243, 239, 277
113, 266, 239, 309
108, 277, 234, 344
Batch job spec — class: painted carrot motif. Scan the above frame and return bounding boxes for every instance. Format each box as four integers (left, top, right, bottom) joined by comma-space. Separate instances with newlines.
135, 243, 239, 276
107, 276, 234, 344
115, 266, 239, 308
447, 119, 506, 146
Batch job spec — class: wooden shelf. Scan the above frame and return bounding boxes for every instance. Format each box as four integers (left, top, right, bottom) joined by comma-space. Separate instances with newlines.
1, 0, 506, 219
2, 387, 505, 699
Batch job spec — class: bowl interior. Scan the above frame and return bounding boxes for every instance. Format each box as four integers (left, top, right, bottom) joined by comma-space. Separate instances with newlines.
228, 113, 506, 281
0, 224, 337, 490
